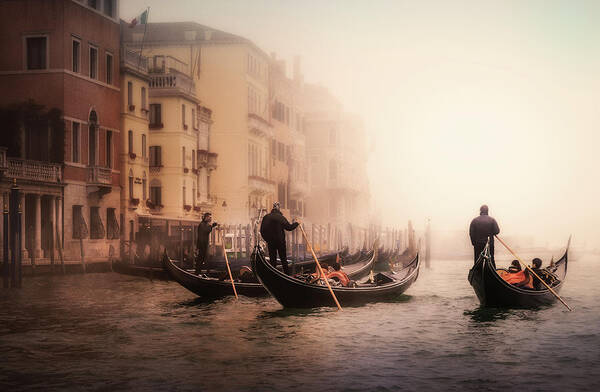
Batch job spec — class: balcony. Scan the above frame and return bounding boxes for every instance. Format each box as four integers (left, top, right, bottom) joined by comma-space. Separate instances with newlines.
3, 155, 62, 184
86, 166, 112, 198
88, 166, 112, 185
248, 175, 275, 196
120, 48, 149, 74
148, 55, 190, 75
149, 69, 197, 101
197, 149, 208, 168
248, 113, 273, 139
207, 152, 218, 171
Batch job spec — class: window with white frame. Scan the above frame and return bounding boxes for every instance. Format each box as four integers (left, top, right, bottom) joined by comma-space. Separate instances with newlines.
105, 53, 113, 84
72, 122, 80, 163
72, 38, 80, 72
106, 130, 112, 168
89, 46, 98, 79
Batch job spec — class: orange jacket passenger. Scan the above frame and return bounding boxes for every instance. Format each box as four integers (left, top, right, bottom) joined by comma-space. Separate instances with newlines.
500, 270, 533, 289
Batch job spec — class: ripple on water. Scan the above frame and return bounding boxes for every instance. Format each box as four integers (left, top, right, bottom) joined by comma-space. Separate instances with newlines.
0, 259, 599, 391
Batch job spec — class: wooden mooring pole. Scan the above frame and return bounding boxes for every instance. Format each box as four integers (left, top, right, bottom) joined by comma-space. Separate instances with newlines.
3, 194, 8, 288
9, 184, 23, 288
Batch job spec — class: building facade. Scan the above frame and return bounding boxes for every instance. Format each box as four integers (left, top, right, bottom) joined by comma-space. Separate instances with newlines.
302, 84, 371, 248
122, 23, 277, 224
0, 0, 121, 266
119, 29, 217, 260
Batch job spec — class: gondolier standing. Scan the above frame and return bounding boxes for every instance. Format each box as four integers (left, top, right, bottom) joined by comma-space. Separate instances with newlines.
469, 205, 500, 267
196, 212, 218, 274
260, 202, 299, 275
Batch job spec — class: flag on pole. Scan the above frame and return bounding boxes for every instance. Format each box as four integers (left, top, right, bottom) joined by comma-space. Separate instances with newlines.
129, 9, 148, 28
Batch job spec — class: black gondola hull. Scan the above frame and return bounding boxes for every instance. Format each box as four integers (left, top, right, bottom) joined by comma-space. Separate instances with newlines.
252, 248, 420, 308
468, 246, 568, 308
164, 255, 268, 298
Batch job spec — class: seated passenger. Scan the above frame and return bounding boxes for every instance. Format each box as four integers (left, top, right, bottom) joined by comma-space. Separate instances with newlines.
508, 260, 521, 273
326, 263, 350, 287
529, 257, 545, 290
500, 261, 533, 289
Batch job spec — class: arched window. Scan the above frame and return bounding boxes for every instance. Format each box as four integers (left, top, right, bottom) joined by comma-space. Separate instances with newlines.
89, 110, 98, 165
128, 169, 134, 199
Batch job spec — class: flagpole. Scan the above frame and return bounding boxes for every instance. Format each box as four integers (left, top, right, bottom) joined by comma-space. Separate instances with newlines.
137, 7, 150, 71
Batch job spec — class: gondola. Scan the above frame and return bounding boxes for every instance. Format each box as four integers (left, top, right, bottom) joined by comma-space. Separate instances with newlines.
468, 240, 569, 308
251, 246, 420, 308
163, 253, 268, 298
164, 248, 374, 299
373, 248, 396, 271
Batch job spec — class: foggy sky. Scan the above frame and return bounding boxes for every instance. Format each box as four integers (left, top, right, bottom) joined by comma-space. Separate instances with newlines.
122, 0, 600, 249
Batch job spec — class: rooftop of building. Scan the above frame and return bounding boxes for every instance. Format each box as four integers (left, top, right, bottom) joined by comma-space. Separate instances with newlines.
120, 21, 270, 60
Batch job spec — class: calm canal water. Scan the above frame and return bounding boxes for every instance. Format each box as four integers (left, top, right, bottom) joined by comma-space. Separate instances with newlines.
1, 253, 599, 391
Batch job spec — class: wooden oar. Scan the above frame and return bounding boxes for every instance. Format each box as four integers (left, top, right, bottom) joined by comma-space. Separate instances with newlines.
222, 244, 238, 300
495, 235, 572, 311
299, 224, 342, 311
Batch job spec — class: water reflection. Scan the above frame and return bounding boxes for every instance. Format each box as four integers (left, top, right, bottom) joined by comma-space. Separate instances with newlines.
465, 306, 512, 323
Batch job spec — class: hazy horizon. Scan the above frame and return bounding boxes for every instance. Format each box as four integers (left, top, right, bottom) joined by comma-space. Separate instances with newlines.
122, 0, 600, 249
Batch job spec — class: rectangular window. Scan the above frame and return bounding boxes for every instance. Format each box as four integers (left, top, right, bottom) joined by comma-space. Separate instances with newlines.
89, 125, 97, 165
128, 130, 133, 154
192, 150, 195, 170
150, 186, 162, 205
103, 0, 114, 17
72, 205, 88, 239
182, 146, 186, 168
141, 87, 147, 111
26, 36, 47, 70
142, 177, 147, 200
105, 53, 113, 84
72, 39, 80, 72
142, 134, 146, 158
89, 46, 98, 79
149, 104, 161, 126
182, 104, 186, 128
106, 131, 112, 168
106, 207, 119, 240
128, 174, 134, 199
192, 108, 196, 129
127, 81, 133, 108
90, 206, 105, 239
72, 122, 80, 163
150, 146, 162, 166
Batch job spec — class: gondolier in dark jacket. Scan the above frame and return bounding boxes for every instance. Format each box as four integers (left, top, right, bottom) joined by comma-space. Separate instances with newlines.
469, 205, 500, 267
260, 202, 299, 275
196, 212, 218, 274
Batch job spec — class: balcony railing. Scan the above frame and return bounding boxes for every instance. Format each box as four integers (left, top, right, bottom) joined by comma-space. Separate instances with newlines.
121, 48, 148, 73
148, 55, 190, 75
87, 166, 112, 185
6, 157, 62, 183
149, 69, 195, 96
207, 152, 218, 171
